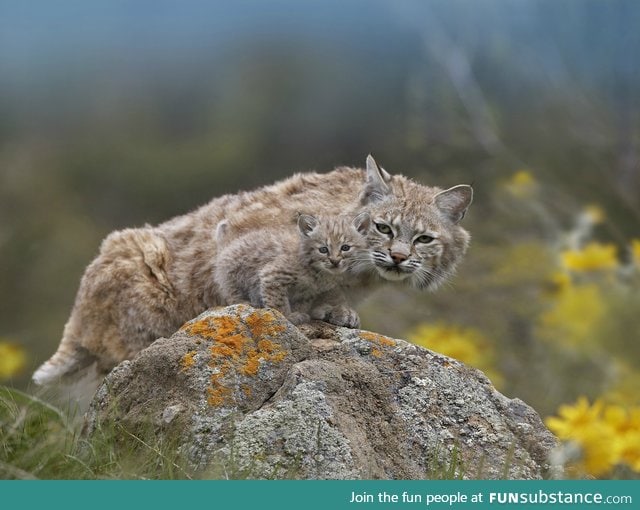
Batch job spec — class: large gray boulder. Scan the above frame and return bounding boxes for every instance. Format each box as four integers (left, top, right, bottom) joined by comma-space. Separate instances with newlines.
84, 305, 557, 479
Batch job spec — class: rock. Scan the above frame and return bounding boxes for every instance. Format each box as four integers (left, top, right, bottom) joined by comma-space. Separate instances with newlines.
83, 305, 557, 479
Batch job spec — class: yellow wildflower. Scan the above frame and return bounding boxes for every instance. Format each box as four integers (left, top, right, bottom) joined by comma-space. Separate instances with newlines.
561, 242, 618, 272
538, 283, 606, 346
546, 397, 620, 476
547, 398, 640, 476
583, 205, 606, 225
407, 323, 503, 387
0, 341, 27, 380
573, 422, 621, 476
603, 405, 640, 472
631, 239, 640, 267
503, 170, 538, 199
546, 397, 604, 440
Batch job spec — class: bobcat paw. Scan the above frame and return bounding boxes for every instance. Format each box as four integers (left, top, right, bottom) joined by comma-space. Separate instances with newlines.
287, 311, 311, 325
315, 305, 360, 329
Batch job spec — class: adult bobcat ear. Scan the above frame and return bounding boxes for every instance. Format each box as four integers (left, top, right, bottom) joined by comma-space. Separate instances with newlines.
352, 211, 371, 235
297, 214, 319, 237
434, 185, 473, 224
360, 154, 391, 204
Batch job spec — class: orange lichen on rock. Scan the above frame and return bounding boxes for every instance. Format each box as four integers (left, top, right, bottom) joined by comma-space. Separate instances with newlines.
210, 333, 249, 359
180, 350, 197, 371
182, 311, 291, 407
245, 310, 286, 338
241, 339, 287, 376
360, 331, 396, 347
207, 385, 232, 407
371, 348, 382, 358
181, 315, 242, 341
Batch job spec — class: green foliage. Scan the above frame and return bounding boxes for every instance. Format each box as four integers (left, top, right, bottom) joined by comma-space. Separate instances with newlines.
0, 387, 194, 479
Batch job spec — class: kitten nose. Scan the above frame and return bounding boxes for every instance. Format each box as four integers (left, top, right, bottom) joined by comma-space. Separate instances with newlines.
329, 258, 340, 267
390, 252, 408, 264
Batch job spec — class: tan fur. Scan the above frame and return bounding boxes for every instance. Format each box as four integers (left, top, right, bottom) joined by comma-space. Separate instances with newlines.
33, 156, 472, 385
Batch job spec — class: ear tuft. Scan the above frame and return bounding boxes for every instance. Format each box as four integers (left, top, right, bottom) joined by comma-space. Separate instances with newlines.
297, 214, 319, 236
434, 185, 473, 224
361, 155, 391, 204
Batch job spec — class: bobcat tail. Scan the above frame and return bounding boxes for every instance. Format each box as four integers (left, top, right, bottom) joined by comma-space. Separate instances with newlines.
32, 342, 95, 386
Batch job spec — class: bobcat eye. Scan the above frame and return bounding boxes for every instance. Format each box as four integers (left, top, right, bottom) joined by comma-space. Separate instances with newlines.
319, 246, 329, 254
375, 223, 392, 235
415, 235, 435, 244
340, 244, 351, 252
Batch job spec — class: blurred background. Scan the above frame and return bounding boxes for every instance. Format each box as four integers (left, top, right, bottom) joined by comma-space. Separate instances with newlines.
1, 0, 639, 477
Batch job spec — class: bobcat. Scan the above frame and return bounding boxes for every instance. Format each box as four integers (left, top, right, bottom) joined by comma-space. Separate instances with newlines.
32, 156, 472, 385
214, 213, 370, 327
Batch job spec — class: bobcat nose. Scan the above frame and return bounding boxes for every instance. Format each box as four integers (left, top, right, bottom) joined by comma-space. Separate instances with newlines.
329, 258, 340, 267
390, 252, 408, 265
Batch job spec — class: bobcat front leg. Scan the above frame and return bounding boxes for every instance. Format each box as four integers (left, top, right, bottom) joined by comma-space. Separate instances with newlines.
258, 265, 310, 325
310, 290, 360, 329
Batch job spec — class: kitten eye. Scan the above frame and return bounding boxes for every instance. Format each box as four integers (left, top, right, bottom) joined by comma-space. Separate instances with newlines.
318, 246, 329, 254
375, 223, 392, 235
415, 235, 435, 244
340, 244, 351, 251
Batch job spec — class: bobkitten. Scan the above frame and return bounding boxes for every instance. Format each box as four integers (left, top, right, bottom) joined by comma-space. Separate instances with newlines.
214, 213, 371, 327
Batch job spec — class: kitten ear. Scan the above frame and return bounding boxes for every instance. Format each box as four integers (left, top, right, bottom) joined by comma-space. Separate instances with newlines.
434, 185, 473, 224
360, 155, 391, 204
215, 219, 229, 244
352, 211, 371, 235
297, 214, 319, 237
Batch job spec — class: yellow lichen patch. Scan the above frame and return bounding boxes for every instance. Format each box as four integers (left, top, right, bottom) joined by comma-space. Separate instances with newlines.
360, 331, 396, 347
207, 365, 233, 407
212, 315, 244, 337
185, 311, 291, 407
242, 385, 252, 398
180, 350, 197, 371
181, 315, 242, 341
371, 348, 382, 358
245, 310, 286, 338
210, 333, 249, 359
207, 385, 232, 407
241, 339, 287, 376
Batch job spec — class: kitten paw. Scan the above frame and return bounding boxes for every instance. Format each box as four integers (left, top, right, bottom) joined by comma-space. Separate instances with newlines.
287, 311, 311, 325
314, 305, 360, 329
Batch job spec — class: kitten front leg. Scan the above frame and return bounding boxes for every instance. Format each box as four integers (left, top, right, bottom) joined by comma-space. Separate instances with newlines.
310, 291, 361, 329
258, 265, 309, 324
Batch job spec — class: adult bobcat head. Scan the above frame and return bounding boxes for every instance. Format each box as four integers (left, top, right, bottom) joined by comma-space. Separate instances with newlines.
360, 156, 473, 290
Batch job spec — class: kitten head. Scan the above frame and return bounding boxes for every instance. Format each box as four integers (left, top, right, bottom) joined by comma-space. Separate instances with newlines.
297, 213, 371, 275
360, 155, 473, 290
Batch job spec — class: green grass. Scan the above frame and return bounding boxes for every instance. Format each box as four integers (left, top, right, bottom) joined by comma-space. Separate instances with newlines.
0, 385, 194, 479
